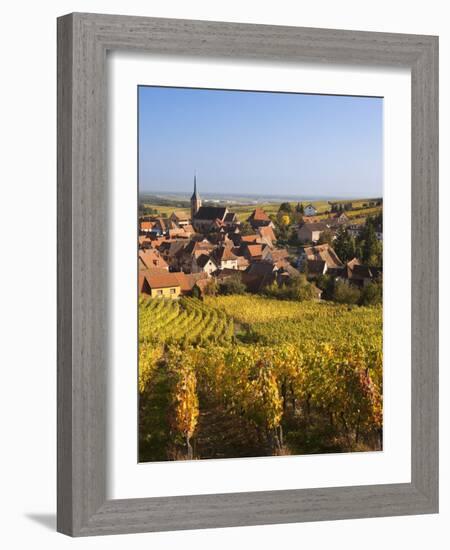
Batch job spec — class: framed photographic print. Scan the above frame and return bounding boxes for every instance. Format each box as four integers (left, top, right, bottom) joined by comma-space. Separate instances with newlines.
57, 13, 438, 536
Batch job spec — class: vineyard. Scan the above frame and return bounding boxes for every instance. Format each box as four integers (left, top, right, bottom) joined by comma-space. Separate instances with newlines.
139, 294, 383, 462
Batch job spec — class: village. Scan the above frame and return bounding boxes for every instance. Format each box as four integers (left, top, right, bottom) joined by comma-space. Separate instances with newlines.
138, 177, 383, 304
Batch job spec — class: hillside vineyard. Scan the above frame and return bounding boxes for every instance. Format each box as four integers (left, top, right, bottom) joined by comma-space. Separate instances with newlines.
139, 295, 382, 461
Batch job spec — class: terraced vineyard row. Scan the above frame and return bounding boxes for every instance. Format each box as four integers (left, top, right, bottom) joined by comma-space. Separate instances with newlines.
204, 295, 382, 348
139, 295, 235, 346
139, 294, 383, 462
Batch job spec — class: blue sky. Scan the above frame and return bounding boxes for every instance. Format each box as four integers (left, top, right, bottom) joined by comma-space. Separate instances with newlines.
138, 86, 383, 198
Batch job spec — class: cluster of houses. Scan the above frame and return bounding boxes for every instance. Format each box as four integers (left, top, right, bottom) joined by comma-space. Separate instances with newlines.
296, 211, 382, 244
299, 244, 381, 287
296, 203, 382, 244
138, 179, 382, 299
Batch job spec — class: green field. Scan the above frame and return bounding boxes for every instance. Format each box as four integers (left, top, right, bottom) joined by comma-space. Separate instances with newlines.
140, 197, 381, 223
230, 200, 333, 221
139, 294, 382, 462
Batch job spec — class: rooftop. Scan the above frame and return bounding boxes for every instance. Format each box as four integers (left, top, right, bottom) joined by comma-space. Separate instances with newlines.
257, 225, 276, 242
140, 221, 155, 230
215, 245, 239, 262
171, 210, 191, 220
247, 261, 275, 277
139, 249, 168, 270
241, 234, 261, 243
306, 259, 327, 275
300, 222, 328, 231
172, 271, 208, 292
194, 206, 228, 221
247, 208, 271, 222
246, 244, 264, 258
303, 243, 343, 268
196, 253, 216, 268
142, 270, 181, 289
224, 212, 237, 223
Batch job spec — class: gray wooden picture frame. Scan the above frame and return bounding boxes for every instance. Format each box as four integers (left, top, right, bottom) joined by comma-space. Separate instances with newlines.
57, 12, 438, 537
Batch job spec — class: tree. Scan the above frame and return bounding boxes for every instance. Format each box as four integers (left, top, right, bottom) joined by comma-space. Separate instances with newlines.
282, 275, 316, 301
280, 214, 290, 227
295, 279, 317, 301
201, 278, 218, 296
295, 202, 304, 214
333, 227, 356, 263
360, 218, 382, 266
333, 281, 361, 304
359, 281, 382, 306
316, 274, 335, 300
287, 229, 300, 247
262, 274, 316, 302
219, 274, 246, 295
275, 213, 290, 242
239, 221, 254, 236
278, 202, 293, 213
318, 228, 333, 246
372, 211, 383, 231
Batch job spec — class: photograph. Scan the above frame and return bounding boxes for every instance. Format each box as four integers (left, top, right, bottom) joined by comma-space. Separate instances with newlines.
138, 86, 383, 462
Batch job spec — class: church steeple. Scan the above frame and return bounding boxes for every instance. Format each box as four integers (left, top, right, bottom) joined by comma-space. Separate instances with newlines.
190, 173, 202, 220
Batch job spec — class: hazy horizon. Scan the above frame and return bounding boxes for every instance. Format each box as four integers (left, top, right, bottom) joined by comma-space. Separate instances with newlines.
139, 189, 382, 201
139, 87, 383, 198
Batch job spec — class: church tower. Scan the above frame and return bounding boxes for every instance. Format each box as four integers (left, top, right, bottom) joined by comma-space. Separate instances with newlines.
190, 174, 202, 220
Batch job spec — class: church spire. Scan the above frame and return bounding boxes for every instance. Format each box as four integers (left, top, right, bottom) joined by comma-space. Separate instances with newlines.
191, 172, 200, 201
190, 172, 202, 219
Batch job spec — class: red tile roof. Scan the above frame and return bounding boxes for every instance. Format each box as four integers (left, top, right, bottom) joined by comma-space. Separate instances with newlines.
269, 248, 289, 262
170, 210, 190, 220
257, 225, 276, 242
172, 271, 208, 293
139, 249, 168, 270
168, 229, 190, 239
248, 208, 270, 222
241, 234, 261, 243
215, 245, 238, 262
149, 237, 166, 249
303, 243, 343, 269
140, 221, 155, 231
246, 244, 264, 258
144, 270, 181, 289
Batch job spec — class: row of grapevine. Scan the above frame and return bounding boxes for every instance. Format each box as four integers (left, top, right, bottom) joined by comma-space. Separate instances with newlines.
139, 296, 235, 347
204, 294, 382, 348
139, 295, 383, 461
